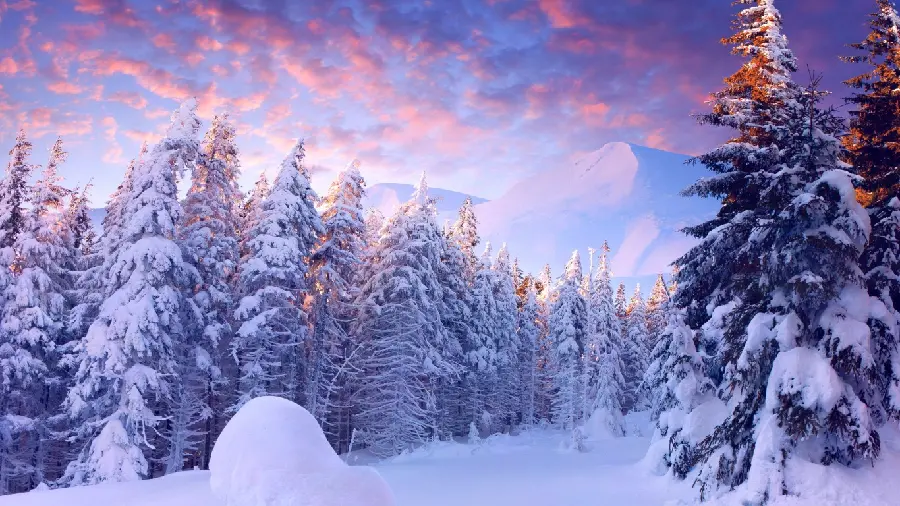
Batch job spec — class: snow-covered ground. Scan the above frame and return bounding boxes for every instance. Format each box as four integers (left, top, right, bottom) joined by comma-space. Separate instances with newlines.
4, 417, 899, 506
3, 425, 690, 506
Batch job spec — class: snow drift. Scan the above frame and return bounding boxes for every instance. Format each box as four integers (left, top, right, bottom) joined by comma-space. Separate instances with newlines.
209, 396, 394, 506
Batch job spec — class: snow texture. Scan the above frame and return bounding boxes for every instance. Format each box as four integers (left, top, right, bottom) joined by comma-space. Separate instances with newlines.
208, 396, 394, 506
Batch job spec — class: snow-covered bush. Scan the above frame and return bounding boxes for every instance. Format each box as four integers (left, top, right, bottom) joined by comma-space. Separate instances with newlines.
209, 396, 394, 506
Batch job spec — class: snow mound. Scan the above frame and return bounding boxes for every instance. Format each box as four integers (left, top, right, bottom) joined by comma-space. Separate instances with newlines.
583, 408, 624, 440
209, 396, 394, 506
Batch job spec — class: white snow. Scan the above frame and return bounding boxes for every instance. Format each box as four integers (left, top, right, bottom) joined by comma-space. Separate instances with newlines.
209, 396, 393, 506
3, 419, 900, 506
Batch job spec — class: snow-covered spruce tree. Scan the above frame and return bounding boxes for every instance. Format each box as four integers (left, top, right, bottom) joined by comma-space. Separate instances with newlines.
614, 282, 627, 320
436, 217, 474, 438
621, 285, 650, 413
843, 0, 900, 423
353, 174, 459, 456
517, 279, 541, 426
173, 113, 243, 471
63, 100, 201, 485
492, 244, 521, 431
450, 196, 480, 284
238, 170, 269, 258
67, 145, 148, 360
63, 185, 96, 267
678, 0, 798, 336
232, 140, 322, 410
308, 159, 366, 452
547, 251, 587, 429
646, 274, 670, 339
0, 130, 34, 252
681, 80, 883, 502
583, 242, 625, 436
533, 263, 554, 422
467, 244, 500, 432
0, 140, 72, 493
643, 307, 713, 475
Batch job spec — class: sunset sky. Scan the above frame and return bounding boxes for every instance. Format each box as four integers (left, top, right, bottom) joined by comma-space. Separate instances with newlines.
0, 0, 873, 203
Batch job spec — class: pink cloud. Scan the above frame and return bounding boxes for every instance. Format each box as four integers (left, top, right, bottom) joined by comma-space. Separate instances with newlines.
107, 90, 148, 110
0, 57, 19, 74
47, 81, 83, 95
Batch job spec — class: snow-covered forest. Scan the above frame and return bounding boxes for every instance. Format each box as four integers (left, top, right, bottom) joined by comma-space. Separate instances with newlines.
2, 0, 900, 505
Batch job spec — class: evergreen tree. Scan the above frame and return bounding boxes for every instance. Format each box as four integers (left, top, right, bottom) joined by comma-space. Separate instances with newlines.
614, 282, 627, 320
63, 100, 201, 485
353, 174, 457, 456
492, 244, 521, 431
679, 0, 798, 331
534, 263, 554, 421
843, 0, 900, 423
646, 273, 670, 339
67, 146, 145, 347
620, 285, 650, 413
436, 218, 474, 438
517, 280, 541, 426
583, 242, 625, 435
467, 244, 500, 432
232, 140, 322, 409
644, 308, 713, 475
0, 141, 71, 493
238, 170, 269, 258
0, 130, 34, 252
677, 24, 882, 498
547, 251, 587, 429
173, 113, 243, 471
308, 159, 366, 452
449, 196, 480, 284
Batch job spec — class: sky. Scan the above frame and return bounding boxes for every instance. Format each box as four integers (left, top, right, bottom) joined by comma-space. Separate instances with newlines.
0, 0, 875, 205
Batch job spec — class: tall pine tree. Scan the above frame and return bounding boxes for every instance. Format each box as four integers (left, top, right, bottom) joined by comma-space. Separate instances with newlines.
843, 0, 900, 424
64, 100, 201, 485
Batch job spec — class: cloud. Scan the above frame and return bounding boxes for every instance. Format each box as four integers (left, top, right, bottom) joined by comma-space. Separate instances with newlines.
47, 81, 83, 95
107, 91, 148, 109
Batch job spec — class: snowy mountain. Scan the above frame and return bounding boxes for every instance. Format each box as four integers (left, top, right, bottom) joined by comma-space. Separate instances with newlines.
363, 142, 717, 291
474, 142, 717, 288
364, 182, 488, 217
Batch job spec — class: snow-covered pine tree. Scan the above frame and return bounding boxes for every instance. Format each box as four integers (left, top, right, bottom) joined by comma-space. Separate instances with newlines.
583, 242, 625, 436
173, 113, 243, 471
232, 140, 322, 410
614, 282, 627, 320
843, 0, 900, 423
435, 214, 473, 438
353, 173, 457, 456
517, 279, 541, 426
534, 263, 554, 421
0, 130, 34, 252
646, 274, 670, 340
679, 0, 798, 335
492, 244, 521, 431
678, 18, 883, 498
63, 100, 201, 485
450, 196, 480, 284
547, 251, 587, 429
63, 185, 95, 266
467, 243, 500, 432
621, 285, 650, 413
0, 140, 72, 493
308, 159, 366, 452
643, 307, 713, 475
238, 170, 269, 258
